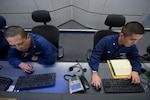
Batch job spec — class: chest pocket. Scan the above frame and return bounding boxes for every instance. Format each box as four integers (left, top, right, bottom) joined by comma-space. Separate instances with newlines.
21, 47, 42, 59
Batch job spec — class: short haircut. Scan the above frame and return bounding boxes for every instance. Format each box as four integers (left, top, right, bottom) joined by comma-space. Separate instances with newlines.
121, 21, 144, 36
4, 26, 27, 38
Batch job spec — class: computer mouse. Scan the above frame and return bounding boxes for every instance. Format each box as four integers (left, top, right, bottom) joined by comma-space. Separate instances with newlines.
95, 87, 101, 92
25, 70, 34, 74
92, 85, 101, 92
0, 65, 3, 70
128, 77, 133, 83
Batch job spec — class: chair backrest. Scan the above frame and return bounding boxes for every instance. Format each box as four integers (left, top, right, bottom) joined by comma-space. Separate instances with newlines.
93, 14, 126, 48
32, 25, 59, 48
31, 10, 59, 48
105, 14, 126, 30
93, 30, 118, 48
0, 16, 6, 29
86, 14, 125, 60
32, 10, 51, 25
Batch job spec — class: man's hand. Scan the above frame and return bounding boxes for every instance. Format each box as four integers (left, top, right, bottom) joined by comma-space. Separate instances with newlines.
32, 55, 38, 61
19, 62, 34, 73
128, 71, 140, 84
91, 72, 101, 89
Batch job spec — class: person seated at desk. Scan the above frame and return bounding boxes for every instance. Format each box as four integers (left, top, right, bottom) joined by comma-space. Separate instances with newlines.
0, 16, 9, 60
4, 26, 57, 73
88, 21, 145, 89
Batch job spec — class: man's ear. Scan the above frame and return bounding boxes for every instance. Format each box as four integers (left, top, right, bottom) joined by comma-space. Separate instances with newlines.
26, 34, 30, 39
120, 32, 124, 37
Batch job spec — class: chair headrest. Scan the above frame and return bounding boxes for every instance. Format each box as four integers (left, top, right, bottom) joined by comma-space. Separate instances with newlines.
0, 16, 6, 29
32, 10, 51, 23
105, 14, 125, 28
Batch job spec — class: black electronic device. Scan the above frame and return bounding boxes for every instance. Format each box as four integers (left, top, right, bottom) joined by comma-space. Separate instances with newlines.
141, 45, 150, 61
0, 76, 13, 91
67, 60, 90, 93
69, 75, 90, 94
14, 73, 56, 91
147, 45, 150, 55
0, 65, 3, 69
102, 78, 144, 93
68, 60, 87, 75
141, 68, 150, 80
92, 85, 101, 92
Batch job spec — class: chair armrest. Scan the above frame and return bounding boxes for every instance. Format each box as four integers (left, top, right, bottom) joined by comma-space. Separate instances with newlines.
58, 46, 64, 59
86, 49, 92, 60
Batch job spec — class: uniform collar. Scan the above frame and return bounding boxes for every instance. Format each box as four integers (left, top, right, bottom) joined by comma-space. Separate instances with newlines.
29, 33, 36, 49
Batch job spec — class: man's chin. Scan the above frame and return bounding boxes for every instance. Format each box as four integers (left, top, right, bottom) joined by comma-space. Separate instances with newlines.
18, 48, 27, 51
125, 44, 132, 47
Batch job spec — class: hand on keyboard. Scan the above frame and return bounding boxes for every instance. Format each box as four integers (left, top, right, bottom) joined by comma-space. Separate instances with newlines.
128, 71, 140, 84
102, 78, 144, 93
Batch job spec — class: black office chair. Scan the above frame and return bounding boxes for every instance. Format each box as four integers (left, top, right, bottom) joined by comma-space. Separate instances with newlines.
0, 16, 10, 60
31, 10, 64, 59
86, 14, 126, 60
0, 15, 6, 29
105, 14, 126, 30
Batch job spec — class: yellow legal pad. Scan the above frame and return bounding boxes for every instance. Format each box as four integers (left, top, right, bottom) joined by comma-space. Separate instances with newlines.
107, 59, 132, 79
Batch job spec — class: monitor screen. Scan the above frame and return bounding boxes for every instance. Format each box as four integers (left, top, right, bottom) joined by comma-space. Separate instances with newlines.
71, 83, 81, 90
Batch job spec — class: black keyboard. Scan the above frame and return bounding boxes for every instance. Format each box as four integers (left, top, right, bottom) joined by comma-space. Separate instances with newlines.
0, 76, 13, 91
14, 73, 56, 90
102, 78, 144, 93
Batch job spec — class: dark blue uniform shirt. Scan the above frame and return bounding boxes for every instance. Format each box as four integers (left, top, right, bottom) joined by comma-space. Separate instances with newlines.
0, 31, 9, 59
7, 33, 57, 68
88, 34, 141, 74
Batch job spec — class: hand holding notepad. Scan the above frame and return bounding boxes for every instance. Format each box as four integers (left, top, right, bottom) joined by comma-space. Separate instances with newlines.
107, 59, 132, 79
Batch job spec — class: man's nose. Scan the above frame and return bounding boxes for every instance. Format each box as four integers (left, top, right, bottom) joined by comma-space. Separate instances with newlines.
132, 40, 138, 44
16, 45, 22, 50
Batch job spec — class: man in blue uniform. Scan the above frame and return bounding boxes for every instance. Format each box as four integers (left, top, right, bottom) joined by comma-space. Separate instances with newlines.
0, 16, 9, 59
89, 21, 145, 89
4, 26, 57, 73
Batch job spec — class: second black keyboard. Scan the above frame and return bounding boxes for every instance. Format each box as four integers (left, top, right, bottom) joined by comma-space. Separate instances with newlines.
102, 78, 144, 93
0, 76, 13, 91
14, 73, 56, 90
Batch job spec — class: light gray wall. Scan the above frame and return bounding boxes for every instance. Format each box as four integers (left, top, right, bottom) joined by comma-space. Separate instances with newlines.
0, 0, 150, 30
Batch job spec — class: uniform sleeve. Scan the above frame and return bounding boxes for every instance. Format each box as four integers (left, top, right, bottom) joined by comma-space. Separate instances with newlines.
127, 45, 141, 74
0, 31, 9, 59
7, 48, 22, 68
88, 39, 106, 71
36, 38, 57, 65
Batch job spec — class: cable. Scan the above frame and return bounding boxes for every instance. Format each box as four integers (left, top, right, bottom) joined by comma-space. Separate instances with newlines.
63, 59, 87, 81
64, 74, 74, 81
75, 59, 84, 76
140, 60, 150, 92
